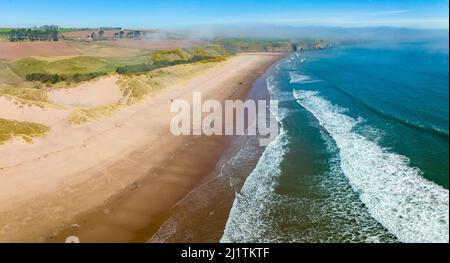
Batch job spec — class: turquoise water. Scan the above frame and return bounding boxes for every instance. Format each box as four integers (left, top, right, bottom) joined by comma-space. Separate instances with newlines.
222, 41, 449, 243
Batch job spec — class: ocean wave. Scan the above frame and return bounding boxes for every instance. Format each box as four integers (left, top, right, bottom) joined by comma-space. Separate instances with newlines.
293, 89, 449, 243
316, 129, 398, 242
328, 84, 449, 138
267, 75, 296, 103
289, 72, 322, 84
290, 53, 305, 63
220, 108, 394, 243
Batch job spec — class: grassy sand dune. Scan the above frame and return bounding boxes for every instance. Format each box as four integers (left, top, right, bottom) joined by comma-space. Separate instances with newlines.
0, 118, 49, 144
118, 59, 225, 102
68, 58, 226, 124
1, 50, 227, 127
149, 49, 191, 62
148, 46, 228, 63
0, 83, 49, 107
68, 103, 122, 125
0, 56, 144, 106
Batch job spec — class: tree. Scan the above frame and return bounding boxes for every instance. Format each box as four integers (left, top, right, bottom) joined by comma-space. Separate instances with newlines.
9, 29, 16, 41
291, 43, 298, 52
50, 28, 59, 41
7, 25, 60, 42
134, 30, 141, 39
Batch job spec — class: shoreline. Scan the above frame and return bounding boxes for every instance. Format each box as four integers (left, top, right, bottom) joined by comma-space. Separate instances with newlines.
148, 65, 277, 243
0, 52, 285, 242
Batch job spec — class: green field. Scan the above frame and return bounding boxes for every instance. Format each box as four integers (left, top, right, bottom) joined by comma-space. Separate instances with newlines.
0, 28, 12, 34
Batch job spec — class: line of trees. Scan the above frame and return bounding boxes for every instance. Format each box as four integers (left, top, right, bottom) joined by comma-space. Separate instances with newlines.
88, 30, 141, 40
26, 72, 107, 84
8, 25, 60, 42
116, 55, 216, 74
113, 30, 141, 40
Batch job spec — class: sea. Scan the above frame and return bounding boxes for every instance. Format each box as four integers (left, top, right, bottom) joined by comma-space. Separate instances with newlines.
150, 39, 449, 243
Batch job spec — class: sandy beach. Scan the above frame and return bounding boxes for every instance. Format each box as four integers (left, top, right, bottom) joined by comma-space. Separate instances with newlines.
0, 53, 283, 242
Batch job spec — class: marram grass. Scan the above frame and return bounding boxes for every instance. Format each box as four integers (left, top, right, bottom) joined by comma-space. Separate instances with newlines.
0, 83, 49, 107
68, 103, 122, 125
0, 118, 50, 144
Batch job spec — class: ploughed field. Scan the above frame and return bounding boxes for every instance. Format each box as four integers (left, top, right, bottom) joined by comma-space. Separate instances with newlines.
0, 42, 78, 59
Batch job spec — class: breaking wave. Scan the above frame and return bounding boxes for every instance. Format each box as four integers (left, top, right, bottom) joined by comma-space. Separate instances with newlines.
293, 89, 449, 243
290, 72, 322, 84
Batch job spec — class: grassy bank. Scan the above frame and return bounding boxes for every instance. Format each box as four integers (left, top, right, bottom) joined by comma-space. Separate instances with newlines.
0, 83, 49, 107
0, 118, 50, 144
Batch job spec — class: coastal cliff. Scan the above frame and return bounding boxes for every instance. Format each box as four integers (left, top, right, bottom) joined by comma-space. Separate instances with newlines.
215, 38, 335, 53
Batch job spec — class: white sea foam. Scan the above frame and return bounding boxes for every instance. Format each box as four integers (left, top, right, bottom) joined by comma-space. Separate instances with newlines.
293, 89, 449, 243
149, 218, 178, 243
267, 75, 296, 104
221, 125, 288, 242
290, 72, 311, 82
266, 76, 297, 121
289, 72, 322, 84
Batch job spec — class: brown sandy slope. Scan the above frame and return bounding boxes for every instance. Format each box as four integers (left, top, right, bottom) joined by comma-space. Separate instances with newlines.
0, 53, 284, 242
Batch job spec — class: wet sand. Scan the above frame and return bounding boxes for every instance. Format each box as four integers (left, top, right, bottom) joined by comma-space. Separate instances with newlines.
148, 67, 274, 243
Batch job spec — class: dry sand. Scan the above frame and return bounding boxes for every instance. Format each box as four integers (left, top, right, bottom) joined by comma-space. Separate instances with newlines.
0, 53, 284, 242
0, 96, 68, 127
48, 76, 123, 108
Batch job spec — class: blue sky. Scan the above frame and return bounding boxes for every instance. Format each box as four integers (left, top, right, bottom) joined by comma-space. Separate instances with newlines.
1, 0, 449, 29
